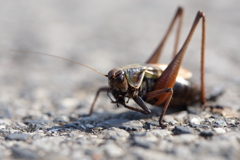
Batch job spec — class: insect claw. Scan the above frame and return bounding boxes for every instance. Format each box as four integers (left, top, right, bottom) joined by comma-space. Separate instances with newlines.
116, 103, 120, 107
159, 122, 167, 129
201, 104, 208, 110
126, 97, 130, 103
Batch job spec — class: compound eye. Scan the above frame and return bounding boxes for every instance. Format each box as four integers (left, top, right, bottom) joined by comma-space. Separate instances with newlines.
115, 74, 124, 83
108, 69, 125, 83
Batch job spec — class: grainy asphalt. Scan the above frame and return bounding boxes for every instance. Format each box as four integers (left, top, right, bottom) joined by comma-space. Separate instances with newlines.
0, 1, 240, 160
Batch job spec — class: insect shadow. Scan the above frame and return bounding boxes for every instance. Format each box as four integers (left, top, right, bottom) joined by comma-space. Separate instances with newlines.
60, 105, 192, 133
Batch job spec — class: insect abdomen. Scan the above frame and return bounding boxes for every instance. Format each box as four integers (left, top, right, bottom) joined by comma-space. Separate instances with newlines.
170, 77, 200, 107
140, 77, 201, 107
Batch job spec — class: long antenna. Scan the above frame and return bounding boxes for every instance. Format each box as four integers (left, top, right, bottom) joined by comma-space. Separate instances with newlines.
10, 49, 108, 77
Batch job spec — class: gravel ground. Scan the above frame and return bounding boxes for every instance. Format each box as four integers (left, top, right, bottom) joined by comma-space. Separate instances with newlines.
0, 1, 240, 160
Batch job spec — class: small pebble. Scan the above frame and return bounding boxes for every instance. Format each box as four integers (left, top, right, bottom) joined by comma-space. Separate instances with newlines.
199, 129, 214, 138
190, 117, 201, 125
98, 118, 128, 128
120, 120, 143, 131
104, 141, 124, 158
100, 127, 130, 140
212, 120, 227, 127
172, 126, 193, 135
85, 124, 94, 128
0, 119, 11, 126
133, 135, 158, 149
6, 133, 30, 141
145, 121, 159, 129
174, 111, 188, 122
24, 119, 49, 125
166, 134, 197, 144
11, 146, 38, 159
187, 107, 199, 114
149, 129, 171, 138
63, 123, 78, 129
209, 115, 219, 119
53, 116, 69, 124
213, 128, 226, 134
163, 115, 178, 125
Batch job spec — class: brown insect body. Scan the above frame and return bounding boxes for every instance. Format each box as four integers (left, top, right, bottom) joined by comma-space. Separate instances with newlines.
108, 63, 200, 109
90, 7, 207, 128
15, 7, 207, 128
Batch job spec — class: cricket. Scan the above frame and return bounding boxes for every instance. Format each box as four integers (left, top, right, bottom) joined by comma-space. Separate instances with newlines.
15, 7, 213, 128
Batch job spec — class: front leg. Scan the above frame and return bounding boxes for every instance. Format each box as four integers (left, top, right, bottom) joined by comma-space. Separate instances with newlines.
89, 87, 109, 115
122, 96, 151, 115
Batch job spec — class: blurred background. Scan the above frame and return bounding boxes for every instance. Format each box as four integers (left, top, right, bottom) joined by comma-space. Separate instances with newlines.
0, 0, 240, 117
